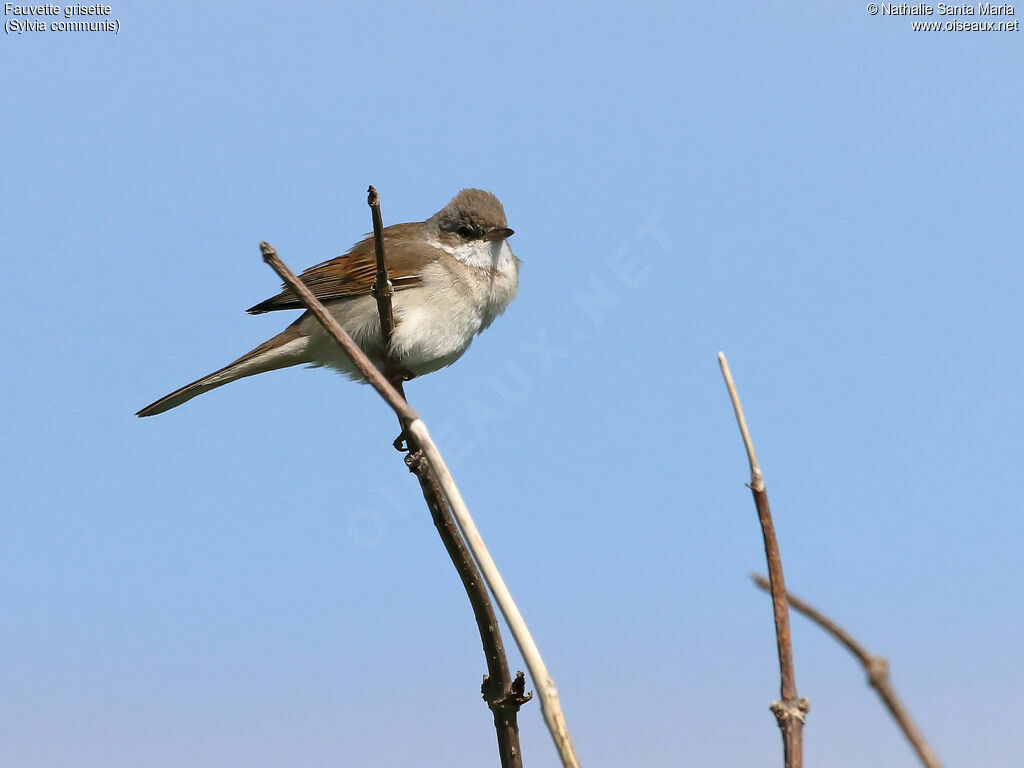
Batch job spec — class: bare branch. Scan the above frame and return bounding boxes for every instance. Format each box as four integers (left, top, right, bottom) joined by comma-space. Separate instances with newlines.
363, 188, 527, 768
367, 185, 397, 348
410, 420, 582, 768
261, 239, 582, 768
751, 574, 944, 768
412, 460, 531, 767
718, 352, 809, 768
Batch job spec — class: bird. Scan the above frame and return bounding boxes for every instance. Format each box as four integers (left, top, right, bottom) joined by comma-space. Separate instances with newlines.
137, 189, 518, 417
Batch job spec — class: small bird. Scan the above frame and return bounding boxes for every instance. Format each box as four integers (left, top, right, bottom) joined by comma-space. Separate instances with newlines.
137, 189, 518, 417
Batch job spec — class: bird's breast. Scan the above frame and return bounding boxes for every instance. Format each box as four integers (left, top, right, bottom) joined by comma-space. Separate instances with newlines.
387, 244, 519, 371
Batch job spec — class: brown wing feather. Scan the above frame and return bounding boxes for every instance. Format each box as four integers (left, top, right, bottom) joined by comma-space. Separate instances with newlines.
247, 222, 434, 314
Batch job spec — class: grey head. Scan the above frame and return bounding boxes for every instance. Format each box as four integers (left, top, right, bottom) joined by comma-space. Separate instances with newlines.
430, 189, 514, 243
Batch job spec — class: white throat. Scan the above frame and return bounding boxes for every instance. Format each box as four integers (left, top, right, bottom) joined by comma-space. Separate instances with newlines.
431, 237, 517, 274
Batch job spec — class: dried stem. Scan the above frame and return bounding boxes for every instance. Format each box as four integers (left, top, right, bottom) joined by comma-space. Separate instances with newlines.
751, 574, 943, 768
409, 420, 581, 768
260, 237, 582, 768
364, 188, 528, 768
718, 352, 809, 768
412, 460, 531, 766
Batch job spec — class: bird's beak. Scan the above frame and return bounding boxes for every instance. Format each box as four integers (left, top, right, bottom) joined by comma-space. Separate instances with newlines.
482, 227, 514, 242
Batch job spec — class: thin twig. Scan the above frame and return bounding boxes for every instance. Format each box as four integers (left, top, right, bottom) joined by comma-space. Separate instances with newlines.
751, 574, 943, 768
260, 240, 582, 768
364, 188, 528, 768
367, 185, 397, 346
719, 352, 764, 492
718, 352, 809, 768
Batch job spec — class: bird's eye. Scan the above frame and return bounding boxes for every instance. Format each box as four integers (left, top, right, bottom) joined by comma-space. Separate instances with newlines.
457, 225, 475, 239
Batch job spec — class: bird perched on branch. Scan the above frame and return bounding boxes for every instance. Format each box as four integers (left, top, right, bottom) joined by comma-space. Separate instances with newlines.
137, 189, 518, 417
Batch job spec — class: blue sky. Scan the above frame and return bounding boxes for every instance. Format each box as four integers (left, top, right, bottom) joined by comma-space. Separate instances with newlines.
2, 2, 1021, 766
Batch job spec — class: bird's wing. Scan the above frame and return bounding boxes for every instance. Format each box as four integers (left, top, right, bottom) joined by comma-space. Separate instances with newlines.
247, 222, 435, 314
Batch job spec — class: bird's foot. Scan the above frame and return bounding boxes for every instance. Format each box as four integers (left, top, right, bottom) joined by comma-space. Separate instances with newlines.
385, 366, 416, 386
393, 429, 410, 453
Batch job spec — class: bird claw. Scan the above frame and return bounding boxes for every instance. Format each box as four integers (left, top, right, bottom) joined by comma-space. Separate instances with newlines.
393, 429, 410, 452
384, 367, 414, 452
385, 367, 415, 385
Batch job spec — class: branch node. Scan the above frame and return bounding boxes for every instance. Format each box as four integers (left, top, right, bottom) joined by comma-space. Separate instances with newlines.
404, 449, 425, 473
866, 655, 890, 688
751, 575, 945, 768
771, 697, 811, 724
750, 466, 765, 493
483, 671, 534, 712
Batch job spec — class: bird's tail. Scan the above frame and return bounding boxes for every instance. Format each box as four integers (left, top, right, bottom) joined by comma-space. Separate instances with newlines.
136, 322, 309, 417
